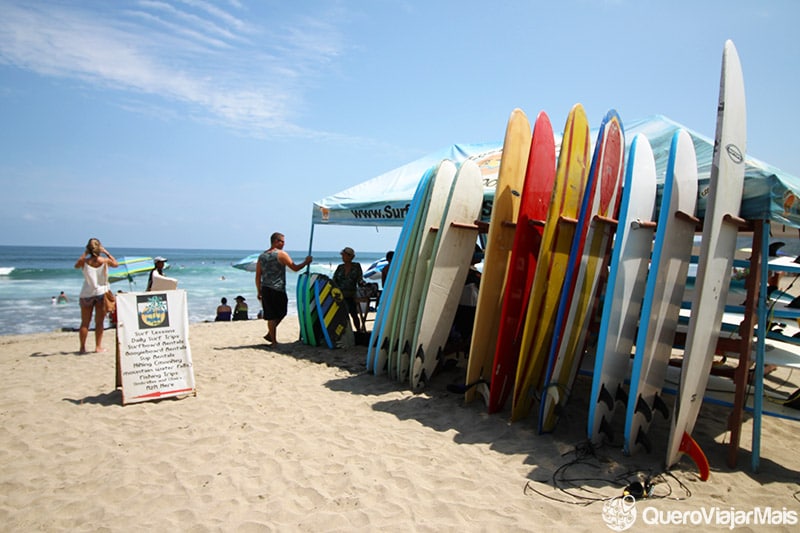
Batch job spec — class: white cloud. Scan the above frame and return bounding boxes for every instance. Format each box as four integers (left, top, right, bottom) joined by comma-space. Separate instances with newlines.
0, 0, 345, 137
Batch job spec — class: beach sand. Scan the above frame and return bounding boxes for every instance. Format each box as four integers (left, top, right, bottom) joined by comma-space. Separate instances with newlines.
1, 317, 798, 532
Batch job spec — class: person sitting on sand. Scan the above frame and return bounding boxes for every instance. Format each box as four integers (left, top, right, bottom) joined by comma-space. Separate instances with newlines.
215, 297, 232, 321
232, 295, 248, 321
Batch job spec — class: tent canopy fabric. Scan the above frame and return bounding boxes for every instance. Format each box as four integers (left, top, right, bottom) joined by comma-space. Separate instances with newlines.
312, 142, 503, 227
312, 115, 800, 229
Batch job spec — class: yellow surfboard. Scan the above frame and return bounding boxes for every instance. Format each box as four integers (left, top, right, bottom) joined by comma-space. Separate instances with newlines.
539, 110, 625, 433
511, 104, 591, 422
464, 108, 531, 405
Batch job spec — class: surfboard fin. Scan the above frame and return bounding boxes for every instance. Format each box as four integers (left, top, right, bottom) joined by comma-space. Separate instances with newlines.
599, 416, 614, 441
597, 384, 614, 411
411, 345, 425, 387
447, 378, 489, 394
635, 427, 652, 453
634, 395, 653, 423
614, 385, 628, 407
678, 431, 710, 481
653, 394, 670, 419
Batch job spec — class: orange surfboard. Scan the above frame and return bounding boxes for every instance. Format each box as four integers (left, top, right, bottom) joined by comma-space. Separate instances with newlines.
464, 108, 531, 405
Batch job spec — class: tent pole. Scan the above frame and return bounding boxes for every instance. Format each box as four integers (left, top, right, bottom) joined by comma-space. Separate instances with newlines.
306, 222, 315, 273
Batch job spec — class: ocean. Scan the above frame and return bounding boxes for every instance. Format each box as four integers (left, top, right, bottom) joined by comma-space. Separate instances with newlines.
0, 246, 386, 336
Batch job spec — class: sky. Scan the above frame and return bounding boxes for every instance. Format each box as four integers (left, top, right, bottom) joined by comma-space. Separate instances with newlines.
1, 0, 799, 254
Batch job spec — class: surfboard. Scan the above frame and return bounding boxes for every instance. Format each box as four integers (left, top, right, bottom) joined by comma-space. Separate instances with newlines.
488, 111, 557, 413
363, 258, 389, 281
367, 166, 436, 372
623, 129, 699, 456
381, 164, 442, 379
512, 104, 591, 422
410, 159, 483, 390
298, 272, 323, 346
395, 160, 457, 382
666, 40, 747, 477
586, 133, 657, 445
464, 108, 532, 405
314, 274, 353, 349
539, 110, 625, 434
661, 364, 800, 422
297, 272, 310, 344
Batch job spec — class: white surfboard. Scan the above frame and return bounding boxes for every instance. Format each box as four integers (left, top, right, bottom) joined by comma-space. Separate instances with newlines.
666, 40, 747, 476
369, 167, 436, 374
587, 134, 657, 445
410, 160, 483, 390
383, 161, 453, 380
539, 110, 625, 434
394, 160, 457, 382
623, 129, 699, 456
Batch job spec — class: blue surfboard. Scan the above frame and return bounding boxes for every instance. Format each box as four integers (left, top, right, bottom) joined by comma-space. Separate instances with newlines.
367, 165, 437, 372
297, 272, 309, 344
623, 129, 699, 455
539, 110, 623, 434
587, 133, 657, 445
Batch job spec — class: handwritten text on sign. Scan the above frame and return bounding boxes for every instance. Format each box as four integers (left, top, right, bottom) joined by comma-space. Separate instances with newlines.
117, 291, 196, 404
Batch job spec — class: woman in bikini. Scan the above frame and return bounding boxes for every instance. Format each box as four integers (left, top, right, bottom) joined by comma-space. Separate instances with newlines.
74, 238, 118, 353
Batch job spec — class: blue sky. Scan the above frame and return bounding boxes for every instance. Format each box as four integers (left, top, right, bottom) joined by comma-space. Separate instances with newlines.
1, 1, 798, 253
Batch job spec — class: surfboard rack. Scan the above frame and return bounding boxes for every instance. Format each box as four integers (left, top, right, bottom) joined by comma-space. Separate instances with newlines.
675, 210, 701, 227
593, 214, 618, 227
450, 221, 481, 231
631, 219, 658, 230
528, 218, 546, 228
722, 213, 748, 229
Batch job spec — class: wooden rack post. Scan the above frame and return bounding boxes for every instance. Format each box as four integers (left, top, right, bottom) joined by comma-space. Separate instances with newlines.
726, 219, 764, 468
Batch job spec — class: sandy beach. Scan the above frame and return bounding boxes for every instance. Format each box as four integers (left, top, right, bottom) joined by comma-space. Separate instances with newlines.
1, 317, 798, 532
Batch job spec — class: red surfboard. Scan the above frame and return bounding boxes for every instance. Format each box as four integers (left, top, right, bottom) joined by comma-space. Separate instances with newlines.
487, 112, 556, 413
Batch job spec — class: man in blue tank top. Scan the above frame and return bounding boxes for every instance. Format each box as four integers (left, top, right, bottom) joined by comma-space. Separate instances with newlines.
255, 232, 312, 345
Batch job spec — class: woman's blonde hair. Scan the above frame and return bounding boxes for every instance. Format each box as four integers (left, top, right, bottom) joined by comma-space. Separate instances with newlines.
85, 238, 102, 257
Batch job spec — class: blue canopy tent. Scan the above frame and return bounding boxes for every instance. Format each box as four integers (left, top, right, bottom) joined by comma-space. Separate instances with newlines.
312, 115, 800, 230
311, 114, 800, 472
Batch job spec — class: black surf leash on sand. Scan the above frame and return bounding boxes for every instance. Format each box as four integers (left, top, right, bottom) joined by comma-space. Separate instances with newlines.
522, 440, 692, 506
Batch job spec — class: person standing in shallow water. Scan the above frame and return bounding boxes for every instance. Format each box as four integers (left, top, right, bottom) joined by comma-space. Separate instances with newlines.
74, 238, 118, 354
255, 232, 312, 344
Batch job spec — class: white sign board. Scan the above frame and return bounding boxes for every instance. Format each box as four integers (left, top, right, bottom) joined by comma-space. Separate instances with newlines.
116, 290, 196, 405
